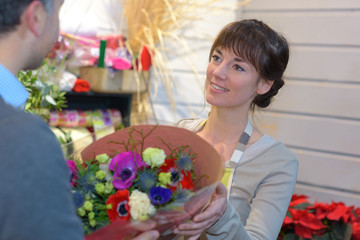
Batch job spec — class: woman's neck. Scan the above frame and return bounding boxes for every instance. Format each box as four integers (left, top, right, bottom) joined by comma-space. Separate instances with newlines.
200, 106, 250, 145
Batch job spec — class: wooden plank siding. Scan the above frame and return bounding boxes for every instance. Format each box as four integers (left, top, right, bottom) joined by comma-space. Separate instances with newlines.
270, 81, 360, 119
287, 47, 360, 84
243, 0, 360, 11
242, 0, 360, 206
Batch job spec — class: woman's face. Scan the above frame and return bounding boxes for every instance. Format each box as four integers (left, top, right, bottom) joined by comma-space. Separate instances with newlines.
205, 47, 269, 110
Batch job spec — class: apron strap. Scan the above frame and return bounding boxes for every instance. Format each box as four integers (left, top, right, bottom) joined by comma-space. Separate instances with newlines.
222, 120, 253, 196
229, 120, 253, 164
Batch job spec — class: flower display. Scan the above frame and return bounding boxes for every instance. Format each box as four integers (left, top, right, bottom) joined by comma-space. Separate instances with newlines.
68, 125, 223, 237
278, 194, 360, 240
69, 147, 194, 234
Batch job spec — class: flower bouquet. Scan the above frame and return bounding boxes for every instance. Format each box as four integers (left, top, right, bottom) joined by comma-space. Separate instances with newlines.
68, 125, 223, 239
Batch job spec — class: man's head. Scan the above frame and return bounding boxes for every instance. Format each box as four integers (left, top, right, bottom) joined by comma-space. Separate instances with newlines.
0, 0, 54, 35
0, 0, 63, 72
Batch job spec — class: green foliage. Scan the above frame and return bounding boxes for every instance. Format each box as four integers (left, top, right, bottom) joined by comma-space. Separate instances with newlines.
17, 61, 67, 122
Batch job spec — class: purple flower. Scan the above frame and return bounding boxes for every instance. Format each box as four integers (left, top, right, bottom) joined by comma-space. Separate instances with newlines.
109, 151, 147, 190
149, 186, 173, 206
67, 160, 78, 186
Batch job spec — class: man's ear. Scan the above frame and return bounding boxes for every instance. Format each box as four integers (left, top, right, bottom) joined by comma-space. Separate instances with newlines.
22, 1, 47, 37
256, 78, 273, 95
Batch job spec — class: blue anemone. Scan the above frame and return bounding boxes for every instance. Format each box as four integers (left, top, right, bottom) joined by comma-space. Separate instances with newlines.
149, 186, 172, 206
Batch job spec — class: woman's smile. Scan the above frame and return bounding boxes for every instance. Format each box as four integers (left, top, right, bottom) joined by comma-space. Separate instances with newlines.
210, 82, 230, 92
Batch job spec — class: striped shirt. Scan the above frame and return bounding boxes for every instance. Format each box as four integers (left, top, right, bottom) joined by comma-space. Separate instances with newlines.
0, 64, 29, 109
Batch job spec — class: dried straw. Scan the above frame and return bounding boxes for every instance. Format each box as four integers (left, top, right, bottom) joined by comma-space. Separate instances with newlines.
121, 0, 251, 119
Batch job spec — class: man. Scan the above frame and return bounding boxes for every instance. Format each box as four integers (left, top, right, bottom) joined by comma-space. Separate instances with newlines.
0, 1, 159, 239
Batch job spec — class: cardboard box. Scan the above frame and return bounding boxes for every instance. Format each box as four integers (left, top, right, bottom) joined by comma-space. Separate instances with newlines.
79, 67, 150, 93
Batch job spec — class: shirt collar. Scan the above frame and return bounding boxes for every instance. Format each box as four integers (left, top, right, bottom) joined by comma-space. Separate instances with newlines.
0, 64, 29, 109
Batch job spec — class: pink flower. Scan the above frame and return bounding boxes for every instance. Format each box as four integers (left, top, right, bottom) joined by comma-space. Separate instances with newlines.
109, 151, 147, 190
67, 160, 78, 186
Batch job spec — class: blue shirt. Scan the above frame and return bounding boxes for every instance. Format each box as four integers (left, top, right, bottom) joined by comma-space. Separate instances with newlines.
0, 64, 29, 109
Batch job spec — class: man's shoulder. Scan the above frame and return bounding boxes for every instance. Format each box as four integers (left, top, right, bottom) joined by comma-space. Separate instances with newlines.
0, 100, 84, 240
0, 98, 48, 132
0, 98, 59, 157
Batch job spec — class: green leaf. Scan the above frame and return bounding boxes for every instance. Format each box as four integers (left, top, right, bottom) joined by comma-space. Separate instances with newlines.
332, 221, 347, 239
45, 95, 57, 105
292, 202, 311, 210
283, 233, 295, 240
313, 233, 331, 240
344, 223, 353, 240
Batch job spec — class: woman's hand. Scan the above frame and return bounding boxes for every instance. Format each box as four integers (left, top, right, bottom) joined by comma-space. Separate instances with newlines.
173, 183, 228, 240
130, 220, 159, 240
131, 230, 159, 240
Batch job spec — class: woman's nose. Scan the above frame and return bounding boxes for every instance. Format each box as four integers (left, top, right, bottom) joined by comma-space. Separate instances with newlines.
212, 63, 227, 80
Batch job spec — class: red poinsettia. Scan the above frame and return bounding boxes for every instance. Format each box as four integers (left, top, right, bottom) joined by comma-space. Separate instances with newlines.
278, 194, 360, 240
309, 201, 352, 223
106, 190, 131, 222
159, 158, 193, 192
288, 194, 309, 207
352, 221, 360, 240
287, 208, 327, 238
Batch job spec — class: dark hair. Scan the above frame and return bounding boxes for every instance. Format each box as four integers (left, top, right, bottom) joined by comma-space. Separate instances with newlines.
209, 19, 289, 110
0, 0, 53, 34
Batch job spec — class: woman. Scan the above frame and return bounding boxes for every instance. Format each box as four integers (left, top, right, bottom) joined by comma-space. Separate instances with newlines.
174, 19, 298, 240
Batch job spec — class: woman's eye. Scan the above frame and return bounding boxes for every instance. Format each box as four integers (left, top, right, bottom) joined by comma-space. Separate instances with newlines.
234, 64, 244, 72
211, 55, 221, 62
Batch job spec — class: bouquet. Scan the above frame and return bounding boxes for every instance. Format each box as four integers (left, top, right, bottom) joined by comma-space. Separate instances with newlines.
68, 125, 223, 239
278, 194, 360, 240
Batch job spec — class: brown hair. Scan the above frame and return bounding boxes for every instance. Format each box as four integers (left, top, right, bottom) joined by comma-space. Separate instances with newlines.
209, 19, 289, 110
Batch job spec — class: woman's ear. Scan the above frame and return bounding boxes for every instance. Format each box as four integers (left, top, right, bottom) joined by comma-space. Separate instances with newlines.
256, 78, 273, 95
23, 1, 47, 37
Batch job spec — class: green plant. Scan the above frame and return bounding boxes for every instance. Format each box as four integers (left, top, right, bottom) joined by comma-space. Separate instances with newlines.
17, 61, 67, 122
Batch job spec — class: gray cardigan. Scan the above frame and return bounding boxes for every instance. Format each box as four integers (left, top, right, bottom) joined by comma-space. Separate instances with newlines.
0, 98, 83, 239
176, 118, 298, 240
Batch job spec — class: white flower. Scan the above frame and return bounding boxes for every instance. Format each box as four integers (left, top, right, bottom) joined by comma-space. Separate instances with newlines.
142, 147, 166, 168
129, 190, 156, 221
